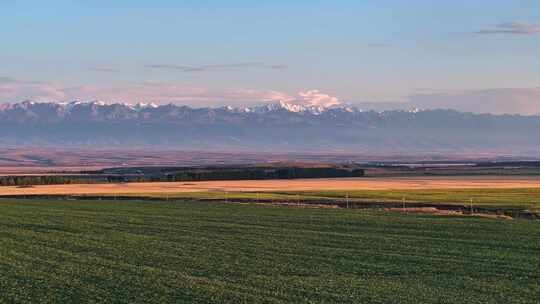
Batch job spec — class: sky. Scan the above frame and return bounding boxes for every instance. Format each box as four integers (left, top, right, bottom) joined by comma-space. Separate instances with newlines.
1, 0, 540, 114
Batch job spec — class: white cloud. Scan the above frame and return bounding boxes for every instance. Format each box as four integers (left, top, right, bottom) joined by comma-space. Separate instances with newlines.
254, 89, 341, 108
296, 90, 341, 108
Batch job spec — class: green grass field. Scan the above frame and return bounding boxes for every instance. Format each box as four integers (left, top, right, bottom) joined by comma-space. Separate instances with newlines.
0, 199, 539, 303
283, 188, 540, 214
102, 188, 540, 215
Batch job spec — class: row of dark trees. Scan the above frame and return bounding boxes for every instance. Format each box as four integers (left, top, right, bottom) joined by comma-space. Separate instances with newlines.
0, 167, 365, 186
0, 175, 97, 186
158, 167, 365, 182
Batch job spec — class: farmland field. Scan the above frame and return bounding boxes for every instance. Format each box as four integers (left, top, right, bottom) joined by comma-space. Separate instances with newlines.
2, 176, 540, 217
2, 176, 540, 196
0, 199, 539, 303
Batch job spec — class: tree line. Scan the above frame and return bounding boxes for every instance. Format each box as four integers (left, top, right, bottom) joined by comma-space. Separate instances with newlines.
0, 175, 98, 186
157, 167, 365, 182
0, 167, 365, 186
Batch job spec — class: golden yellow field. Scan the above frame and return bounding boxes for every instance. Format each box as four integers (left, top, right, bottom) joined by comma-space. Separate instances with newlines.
2, 176, 540, 196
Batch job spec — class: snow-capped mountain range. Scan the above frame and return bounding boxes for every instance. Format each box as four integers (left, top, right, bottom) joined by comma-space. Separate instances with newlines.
0, 99, 362, 122
9, 98, 351, 110
1, 100, 540, 153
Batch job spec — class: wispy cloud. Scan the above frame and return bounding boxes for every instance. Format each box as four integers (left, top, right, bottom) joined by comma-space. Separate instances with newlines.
475, 22, 540, 35
0, 77, 67, 101
145, 62, 288, 72
0, 76, 289, 106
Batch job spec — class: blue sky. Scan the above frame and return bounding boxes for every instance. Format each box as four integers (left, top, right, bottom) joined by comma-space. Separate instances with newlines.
1, 0, 540, 113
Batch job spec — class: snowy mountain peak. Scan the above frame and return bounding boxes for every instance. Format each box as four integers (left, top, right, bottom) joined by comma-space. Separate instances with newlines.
260, 99, 351, 115
133, 102, 159, 110
258, 89, 348, 114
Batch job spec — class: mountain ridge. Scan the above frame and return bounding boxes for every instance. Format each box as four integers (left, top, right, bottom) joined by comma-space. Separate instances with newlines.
1, 100, 539, 154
